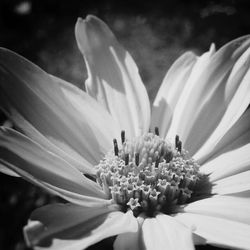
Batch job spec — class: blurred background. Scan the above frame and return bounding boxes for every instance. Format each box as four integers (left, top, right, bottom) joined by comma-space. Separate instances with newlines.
0, 0, 250, 249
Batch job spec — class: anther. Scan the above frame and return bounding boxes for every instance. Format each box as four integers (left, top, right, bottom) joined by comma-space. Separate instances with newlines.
125, 153, 129, 165
154, 127, 159, 136
121, 130, 125, 144
113, 139, 119, 156
135, 152, 140, 166
175, 135, 179, 149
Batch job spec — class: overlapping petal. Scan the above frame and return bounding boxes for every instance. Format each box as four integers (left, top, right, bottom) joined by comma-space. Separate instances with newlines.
0, 127, 108, 204
200, 143, 250, 181
142, 214, 194, 250
75, 15, 151, 139
166, 44, 215, 142
152, 52, 197, 138
175, 213, 250, 250
182, 196, 250, 224
167, 36, 250, 157
196, 107, 250, 165
0, 47, 119, 171
24, 204, 137, 250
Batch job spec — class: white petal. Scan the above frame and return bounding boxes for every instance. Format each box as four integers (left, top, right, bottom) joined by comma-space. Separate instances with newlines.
193, 43, 250, 160
182, 196, 250, 224
197, 108, 250, 165
167, 36, 250, 153
113, 216, 144, 250
25, 208, 137, 250
0, 47, 119, 167
142, 214, 194, 250
0, 162, 19, 176
166, 43, 215, 142
0, 127, 106, 201
24, 203, 117, 247
175, 213, 250, 249
75, 15, 151, 138
152, 52, 197, 138
212, 171, 250, 195
200, 143, 250, 181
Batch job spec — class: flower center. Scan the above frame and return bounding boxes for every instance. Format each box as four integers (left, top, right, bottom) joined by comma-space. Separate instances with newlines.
95, 129, 207, 217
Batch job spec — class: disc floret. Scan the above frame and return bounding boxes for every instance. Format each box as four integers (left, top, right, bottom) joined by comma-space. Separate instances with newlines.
95, 130, 203, 217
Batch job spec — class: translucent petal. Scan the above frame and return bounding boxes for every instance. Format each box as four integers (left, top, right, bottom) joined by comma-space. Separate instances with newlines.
113, 216, 144, 250
0, 127, 106, 200
0, 47, 119, 167
152, 52, 197, 138
182, 195, 250, 224
192, 44, 250, 159
142, 214, 194, 250
175, 213, 250, 249
166, 44, 215, 141
212, 171, 250, 195
200, 143, 250, 181
75, 15, 150, 138
25, 207, 137, 250
196, 108, 250, 165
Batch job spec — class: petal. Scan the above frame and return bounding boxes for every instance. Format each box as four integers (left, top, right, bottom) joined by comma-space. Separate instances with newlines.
151, 52, 197, 138
25, 205, 137, 250
175, 213, 250, 249
0, 162, 19, 177
75, 15, 151, 138
182, 196, 250, 224
167, 36, 250, 154
212, 171, 250, 195
193, 43, 250, 159
142, 214, 194, 250
166, 43, 215, 141
197, 107, 250, 165
24, 203, 116, 247
113, 216, 144, 250
0, 127, 107, 202
0, 47, 119, 168
200, 143, 250, 181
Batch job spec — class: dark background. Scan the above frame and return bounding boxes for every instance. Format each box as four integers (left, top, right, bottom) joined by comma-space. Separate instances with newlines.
0, 0, 250, 249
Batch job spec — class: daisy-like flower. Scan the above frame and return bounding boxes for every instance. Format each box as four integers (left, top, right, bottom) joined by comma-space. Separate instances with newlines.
1, 15, 250, 250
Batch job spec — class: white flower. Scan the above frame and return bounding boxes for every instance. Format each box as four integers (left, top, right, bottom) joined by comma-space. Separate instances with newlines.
1, 15, 250, 250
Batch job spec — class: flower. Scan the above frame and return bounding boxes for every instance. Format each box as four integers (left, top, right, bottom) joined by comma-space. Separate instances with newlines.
1, 14, 250, 250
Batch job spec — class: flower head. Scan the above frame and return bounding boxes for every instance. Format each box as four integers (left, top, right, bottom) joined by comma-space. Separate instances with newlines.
1, 15, 250, 250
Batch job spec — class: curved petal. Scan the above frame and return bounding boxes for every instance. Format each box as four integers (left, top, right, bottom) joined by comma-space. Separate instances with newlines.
142, 214, 194, 250
175, 213, 250, 250
151, 52, 197, 138
192, 44, 250, 159
24, 205, 137, 250
200, 143, 250, 181
113, 216, 144, 250
212, 171, 250, 195
181, 196, 250, 224
0, 127, 106, 201
196, 108, 250, 165
166, 43, 215, 141
0, 47, 119, 167
167, 36, 250, 154
75, 15, 151, 138
0, 162, 19, 177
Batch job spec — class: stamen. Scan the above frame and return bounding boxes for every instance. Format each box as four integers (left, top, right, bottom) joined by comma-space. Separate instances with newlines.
175, 135, 179, 149
121, 130, 125, 144
135, 152, 140, 166
154, 127, 159, 136
96, 130, 205, 217
113, 139, 119, 156
125, 153, 129, 165
177, 141, 182, 152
